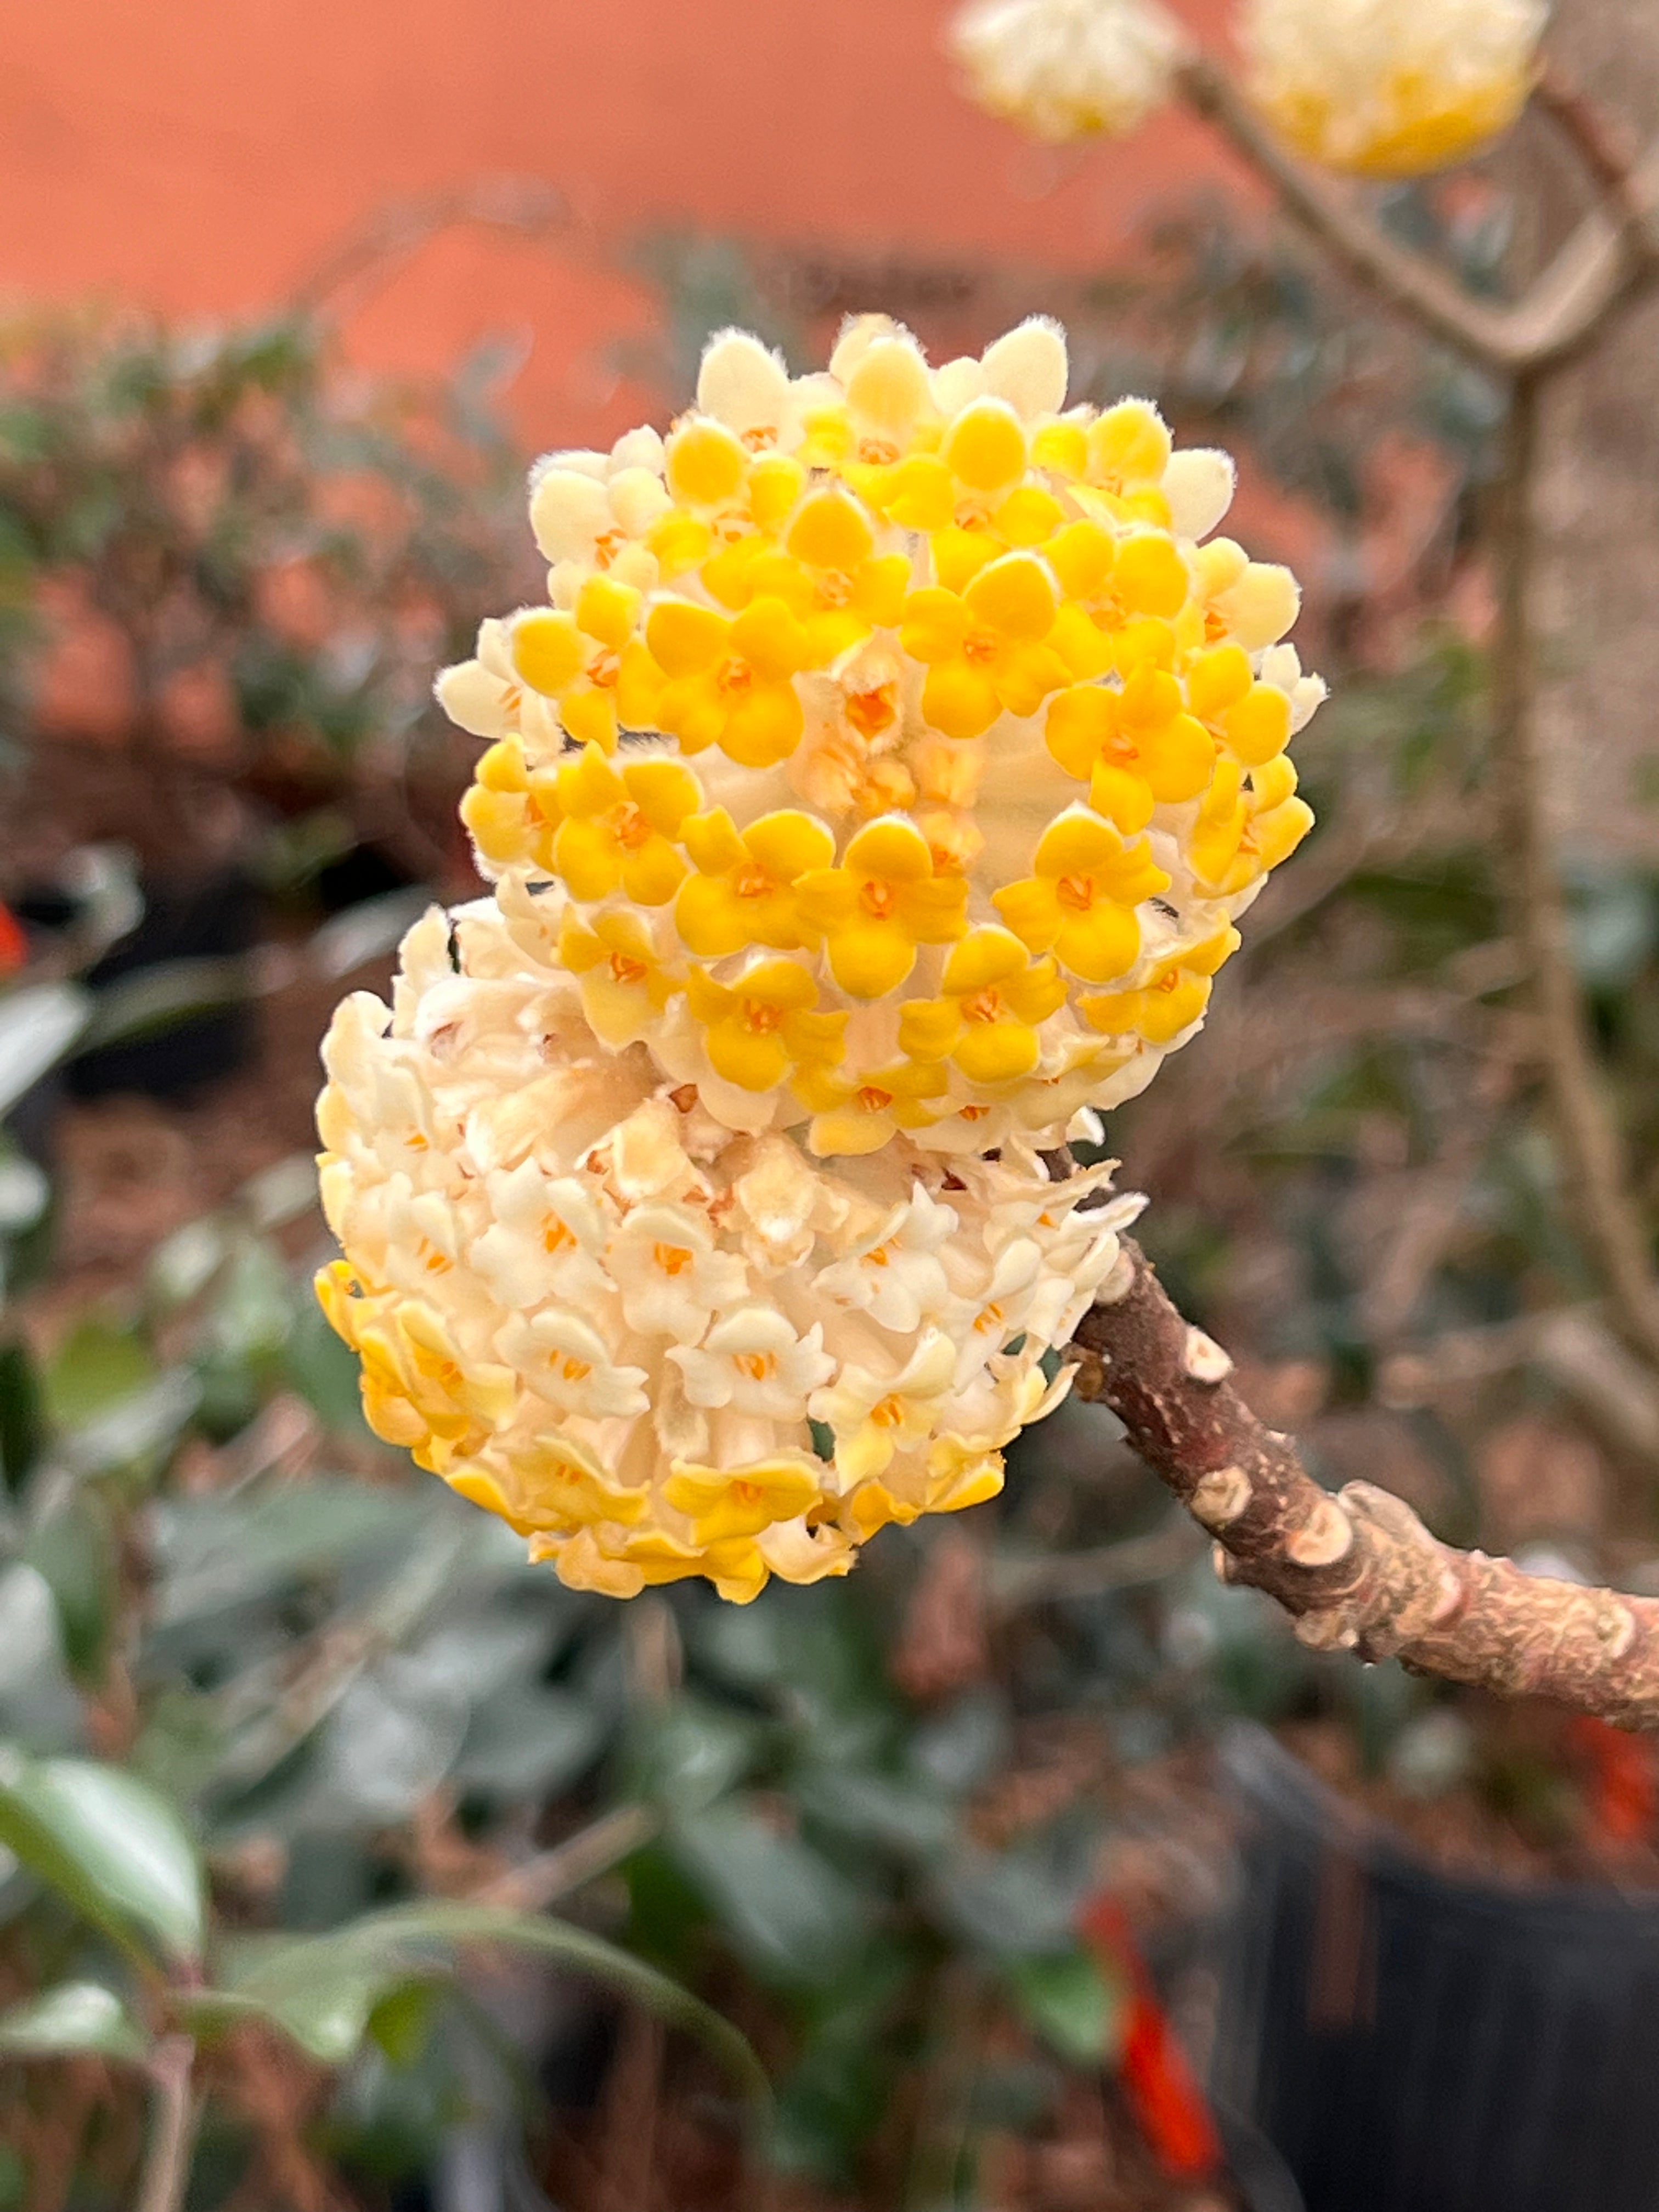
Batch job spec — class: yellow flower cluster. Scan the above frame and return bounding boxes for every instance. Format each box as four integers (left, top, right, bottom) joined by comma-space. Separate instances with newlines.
315, 906, 1139, 1601
319, 316, 1324, 1597
949, 0, 1187, 144
441, 317, 1322, 1163
1240, 0, 1545, 177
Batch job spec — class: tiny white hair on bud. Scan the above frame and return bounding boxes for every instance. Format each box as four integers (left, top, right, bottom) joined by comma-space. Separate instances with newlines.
979, 316, 1070, 419
1161, 448, 1237, 540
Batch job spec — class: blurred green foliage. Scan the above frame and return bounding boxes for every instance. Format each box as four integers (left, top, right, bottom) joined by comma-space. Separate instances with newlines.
0, 308, 533, 808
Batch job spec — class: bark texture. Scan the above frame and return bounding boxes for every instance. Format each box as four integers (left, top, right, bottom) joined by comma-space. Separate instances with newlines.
1072, 1244, 1659, 1729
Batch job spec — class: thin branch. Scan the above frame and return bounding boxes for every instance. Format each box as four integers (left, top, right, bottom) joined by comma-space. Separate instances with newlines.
1534, 63, 1652, 245
287, 178, 569, 324
1176, 55, 1659, 371
134, 2038, 199, 2212
991, 1516, 1205, 1612
1069, 1243, 1659, 1729
472, 1803, 660, 1914
1488, 374, 1659, 1372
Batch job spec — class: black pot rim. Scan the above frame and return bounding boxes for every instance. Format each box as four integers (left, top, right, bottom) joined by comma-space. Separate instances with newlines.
1221, 1722, 1659, 1926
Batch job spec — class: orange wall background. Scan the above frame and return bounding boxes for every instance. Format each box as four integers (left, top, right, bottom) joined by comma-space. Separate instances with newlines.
1, 0, 1242, 448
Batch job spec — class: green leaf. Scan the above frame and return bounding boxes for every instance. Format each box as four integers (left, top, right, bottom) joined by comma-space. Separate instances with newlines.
198, 1900, 769, 2104
630, 1696, 760, 1814
24, 1489, 117, 1677
0, 1980, 150, 2063
670, 1803, 869, 1988
792, 1768, 952, 1856
0, 1747, 205, 1968
42, 1316, 158, 1431
1005, 1951, 1124, 2068
453, 1685, 604, 1799
364, 1976, 442, 2070
0, 984, 91, 1117
0, 1340, 44, 1496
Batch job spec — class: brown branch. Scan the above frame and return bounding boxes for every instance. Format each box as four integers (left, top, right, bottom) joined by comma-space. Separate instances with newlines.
1534, 63, 1652, 245
287, 178, 569, 324
1070, 1243, 1659, 1729
1176, 55, 1659, 371
1488, 375, 1659, 1372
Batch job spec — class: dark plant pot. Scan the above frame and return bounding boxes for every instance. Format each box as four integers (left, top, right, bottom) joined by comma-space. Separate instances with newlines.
1217, 2106, 1307, 2212
66, 868, 261, 1102
1211, 1724, 1659, 2212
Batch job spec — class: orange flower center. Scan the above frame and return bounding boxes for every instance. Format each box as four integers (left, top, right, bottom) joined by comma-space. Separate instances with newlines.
543, 1218, 575, 1254
855, 1084, 894, 1114
594, 528, 624, 569
858, 436, 899, 465
613, 804, 652, 851
653, 1242, 694, 1276
608, 950, 648, 986
1154, 968, 1183, 993
733, 862, 776, 899
961, 987, 1003, 1024
859, 878, 897, 919
1056, 873, 1096, 912
871, 1393, 906, 1428
717, 655, 753, 698
560, 1356, 592, 1383
962, 624, 999, 665
846, 684, 897, 739
735, 1352, 778, 1380
741, 997, 783, 1033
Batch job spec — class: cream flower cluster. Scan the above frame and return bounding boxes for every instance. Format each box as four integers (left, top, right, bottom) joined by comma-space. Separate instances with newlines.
1241, 0, 1546, 177
315, 903, 1139, 1601
319, 315, 1323, 1598
439, 317, 1322, 1165
949, 0, 1187, 143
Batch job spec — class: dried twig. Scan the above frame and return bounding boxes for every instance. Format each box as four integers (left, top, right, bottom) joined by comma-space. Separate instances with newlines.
1070, 1243, 1659, 1728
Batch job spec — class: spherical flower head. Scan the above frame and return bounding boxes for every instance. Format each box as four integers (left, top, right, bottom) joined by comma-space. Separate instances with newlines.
949, 0, 1187, 143
434, 317, 1322, 1165
340, 315, 1333, 1599
315, 901, 1142, 1601
1241, 0, 1547, 177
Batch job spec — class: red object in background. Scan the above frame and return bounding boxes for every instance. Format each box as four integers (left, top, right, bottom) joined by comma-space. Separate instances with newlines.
0, 904, 26, 975
1568, 1715, 1659, 1844
1079, 1894, 1223, 2180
